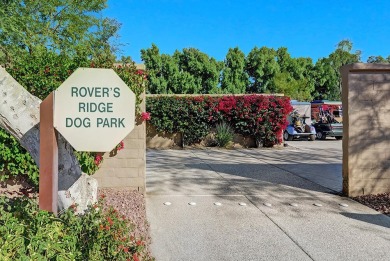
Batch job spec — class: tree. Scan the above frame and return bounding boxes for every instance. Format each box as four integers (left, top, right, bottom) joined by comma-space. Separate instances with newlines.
141, 45, 223, 94
273, 72, 313, 101
0, 0, 120, 212
0, 0, 119, 67
175, 48, 223, 94
367, 55, 389, 63
220, 47, 249, 94
245, 46, 280, 93
141, 45, 201, 94
140, 44, 166, 94
274, 47, 314, 100
313, 40, 360, 100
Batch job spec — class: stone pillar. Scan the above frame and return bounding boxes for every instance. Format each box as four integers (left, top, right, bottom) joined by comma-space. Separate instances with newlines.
341, 63, 390, 196
93, 94, 146, 193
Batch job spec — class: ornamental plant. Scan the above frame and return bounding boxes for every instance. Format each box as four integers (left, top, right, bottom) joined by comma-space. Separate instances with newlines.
147, 95, 292, 146
215, 122, 234, 147
0, 195, 153, 261
147, 95, 210, 145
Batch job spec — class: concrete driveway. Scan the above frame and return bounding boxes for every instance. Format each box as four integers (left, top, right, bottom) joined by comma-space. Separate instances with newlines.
146, 140, 390, 261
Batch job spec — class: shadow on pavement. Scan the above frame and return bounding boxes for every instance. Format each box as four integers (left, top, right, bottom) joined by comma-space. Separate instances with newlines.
185, 162, 341, 194
340, 212, 390, 229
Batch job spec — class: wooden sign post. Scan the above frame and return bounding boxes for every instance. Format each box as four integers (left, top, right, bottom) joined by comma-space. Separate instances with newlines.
39, 92, 58, 215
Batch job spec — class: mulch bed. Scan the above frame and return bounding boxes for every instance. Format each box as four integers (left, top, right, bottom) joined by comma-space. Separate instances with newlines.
352, 192, 390, 217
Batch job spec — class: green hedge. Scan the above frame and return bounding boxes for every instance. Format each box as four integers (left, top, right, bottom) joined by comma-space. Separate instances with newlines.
146, 95, 293, 146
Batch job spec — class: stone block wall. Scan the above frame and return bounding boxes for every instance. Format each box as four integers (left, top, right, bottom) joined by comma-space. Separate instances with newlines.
93, 95, 146, 193
341, 63, 390, 196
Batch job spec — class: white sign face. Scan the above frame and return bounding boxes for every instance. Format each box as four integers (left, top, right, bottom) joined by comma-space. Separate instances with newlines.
54, 68, 135, 152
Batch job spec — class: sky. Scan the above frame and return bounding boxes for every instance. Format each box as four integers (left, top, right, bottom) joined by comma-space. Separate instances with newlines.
104, 0, 390, 64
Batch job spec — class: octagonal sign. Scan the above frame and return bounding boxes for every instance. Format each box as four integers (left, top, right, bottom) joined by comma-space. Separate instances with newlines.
54, 68, 135, 152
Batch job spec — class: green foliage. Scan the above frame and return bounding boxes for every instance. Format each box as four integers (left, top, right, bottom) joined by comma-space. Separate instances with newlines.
215, 122, 234, 147
245, 46, 280, 93
0, 0, 118, 67
147, 96, 210, 145
0, 129, 39, 186
142, 41, 389, 100
175, 48, 223, 94
0, 196, 152, 261
114, 62, 148, 113
273, 72, 314, 101
274, 47, 315, 101
220, 47, 249, 94
367, 55, 390, 64
313, 39, 361, 100
0, 127, 99, 187
141, 44, 223, 94
6, 49, 92, 100
74, 152, 100, 175
147, 95, 292, 146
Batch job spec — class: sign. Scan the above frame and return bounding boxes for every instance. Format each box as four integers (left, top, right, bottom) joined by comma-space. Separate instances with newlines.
54, 68, 135, 151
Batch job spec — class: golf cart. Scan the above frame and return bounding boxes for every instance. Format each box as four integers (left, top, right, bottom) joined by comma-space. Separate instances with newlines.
311, 100, 343, 140
284, 101, 316, 141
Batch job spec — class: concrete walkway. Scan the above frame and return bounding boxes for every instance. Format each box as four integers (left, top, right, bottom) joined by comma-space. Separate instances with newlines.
146, 141, 390, 261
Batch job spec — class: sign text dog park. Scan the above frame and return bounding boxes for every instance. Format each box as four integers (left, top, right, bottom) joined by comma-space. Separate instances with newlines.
54, 68, 135, 152
40, 68, 136, 214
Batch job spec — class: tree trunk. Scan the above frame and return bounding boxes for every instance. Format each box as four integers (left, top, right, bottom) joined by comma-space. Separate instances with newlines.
0, 65, 97, 213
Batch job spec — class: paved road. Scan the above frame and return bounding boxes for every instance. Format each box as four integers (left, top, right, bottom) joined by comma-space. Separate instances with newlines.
146, 140, 390, 261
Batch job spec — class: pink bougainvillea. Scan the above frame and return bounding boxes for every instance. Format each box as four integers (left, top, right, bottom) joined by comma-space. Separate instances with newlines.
147, 94, 293, 146
141, 112, 151, 121
94, 154, 103, 166
116, 141, 124, 151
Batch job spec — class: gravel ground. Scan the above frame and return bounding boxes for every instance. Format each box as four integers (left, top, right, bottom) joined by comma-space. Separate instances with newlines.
353, 192, 390, 217
98, 188, 152, 253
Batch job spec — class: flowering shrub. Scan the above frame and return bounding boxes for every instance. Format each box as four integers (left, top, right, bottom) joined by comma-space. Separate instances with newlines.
115, 64, 148, 114
94, 154, 104, 166
116, 141, 125, 151
0, 195, 153, 260
141, 112, 151, 121
147, 95, 292, 146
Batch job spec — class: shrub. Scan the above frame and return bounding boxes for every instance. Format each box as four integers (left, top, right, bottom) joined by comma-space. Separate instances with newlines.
0, 196, 153, 261
0, 130, 39, 185
0, 129, 106, 187
147, 95, 292, 146
147, 96, 210, 145
215, 122, 234, 147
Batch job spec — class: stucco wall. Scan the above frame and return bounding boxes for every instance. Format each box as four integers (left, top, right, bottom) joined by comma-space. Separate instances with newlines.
341, 63, 390, 196
93, 94, 146, 193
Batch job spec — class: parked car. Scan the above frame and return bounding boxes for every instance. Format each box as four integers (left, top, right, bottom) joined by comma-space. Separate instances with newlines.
284, 101, 316, 141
